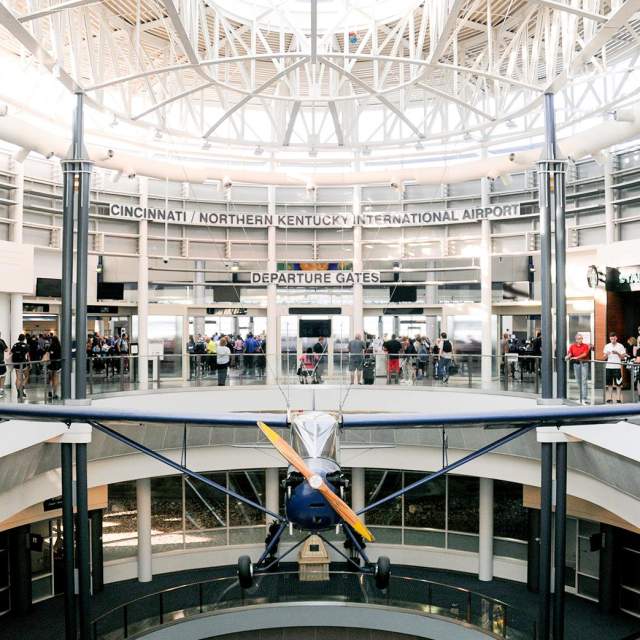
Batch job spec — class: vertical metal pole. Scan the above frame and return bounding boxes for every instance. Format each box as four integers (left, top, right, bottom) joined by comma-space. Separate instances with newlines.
555, 161, 567, 399
553, 442, 568, 640
538, 443, 553, 640
538, 93, 555, 401
61, 128, 77, 400
61, 443, 76, 640
76, 443, 91, 640
73, 92, 93, 400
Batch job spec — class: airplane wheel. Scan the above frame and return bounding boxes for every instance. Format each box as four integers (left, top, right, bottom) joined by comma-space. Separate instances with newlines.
375, 556, 391, 589
238, 555, 254, 589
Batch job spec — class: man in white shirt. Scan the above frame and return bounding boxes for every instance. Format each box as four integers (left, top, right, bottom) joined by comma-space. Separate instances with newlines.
603, 332, 627, 404
216, 337, 231, 386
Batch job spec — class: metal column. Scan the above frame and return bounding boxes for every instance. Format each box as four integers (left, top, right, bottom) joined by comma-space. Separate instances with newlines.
76, 443, 91, 640
61, 443, 76, 640
555, 157, 567, 400
553, 442, 568, 640
538, 93, 556, 401
73, 93, 92, 399
538, 442, 553, 640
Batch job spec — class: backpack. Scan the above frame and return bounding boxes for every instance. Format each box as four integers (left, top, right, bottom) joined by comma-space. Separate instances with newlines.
194, 341, 206, 354
11, 342, 28, 363
442, 340, 453, 354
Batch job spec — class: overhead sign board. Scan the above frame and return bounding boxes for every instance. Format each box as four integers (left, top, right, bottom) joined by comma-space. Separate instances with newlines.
251, 271, 381, 286
107, 203, 520, 229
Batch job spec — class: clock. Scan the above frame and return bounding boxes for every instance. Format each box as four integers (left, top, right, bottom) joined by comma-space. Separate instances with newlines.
587, 265, 600, 289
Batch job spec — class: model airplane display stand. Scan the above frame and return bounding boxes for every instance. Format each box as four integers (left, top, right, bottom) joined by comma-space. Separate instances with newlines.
298, 535, 330, 581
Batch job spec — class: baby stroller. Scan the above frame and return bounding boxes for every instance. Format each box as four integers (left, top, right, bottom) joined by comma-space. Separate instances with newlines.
298, 349, 317, 384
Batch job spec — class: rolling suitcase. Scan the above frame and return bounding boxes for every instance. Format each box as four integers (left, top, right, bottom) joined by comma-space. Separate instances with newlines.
363, 357, 375, 385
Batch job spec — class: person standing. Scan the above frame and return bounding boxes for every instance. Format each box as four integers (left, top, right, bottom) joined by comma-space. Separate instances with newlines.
243, 333, 258, 376
565, 333, 591, 404
382, 334, 402, 384
313, 336, 328, 383
47, 335, 62, 400
348, 333, 365, 385
206, 335, 217, 375
436, 332, 454, 383
216, 337, 231, 386
603, 332, 627, 404
0, 331, 8, 397
11, 334, 30, 400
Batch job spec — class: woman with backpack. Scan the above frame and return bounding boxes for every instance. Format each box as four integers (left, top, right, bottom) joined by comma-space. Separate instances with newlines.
436, 332, 454, 383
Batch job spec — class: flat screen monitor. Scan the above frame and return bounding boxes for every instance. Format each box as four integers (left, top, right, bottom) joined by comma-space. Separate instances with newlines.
36, 278, 62, 298
299, 319, 331, 338
97, 282, 125, 300
390, 286, 417, 303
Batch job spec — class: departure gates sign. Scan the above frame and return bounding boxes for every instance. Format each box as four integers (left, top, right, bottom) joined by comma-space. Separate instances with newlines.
107, 203, 520, 228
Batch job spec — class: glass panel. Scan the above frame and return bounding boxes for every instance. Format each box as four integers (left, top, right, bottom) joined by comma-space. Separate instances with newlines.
184, 529, 228, 549
620, 548, 640, 590
578, 535, 600, 578
448, 532, 479, 552
493, 538, 527, 560
404, 528, 445, 548
577, 574, 599, 599
229, 527, 266, 545
228, 471, 265, 527
447, 476, 479, 533
30, 520, 52, 578
403, 472, 445, 530
620, 587, 640, 616
493, 481, 528, 540
368, 527, 402, 544
184, 473, 227, 531
104, 481, 138, 559
31, 575, 53, 602
151, 476, 183, 550
566, 517, 578, 587
365, 470, 402, 526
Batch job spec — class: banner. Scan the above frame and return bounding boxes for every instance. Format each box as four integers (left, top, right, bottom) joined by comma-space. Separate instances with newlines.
251, 271, 381, 286
107, 203, 520, 229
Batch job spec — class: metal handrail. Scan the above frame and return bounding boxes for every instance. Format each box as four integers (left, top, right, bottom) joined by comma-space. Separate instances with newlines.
91, 570, 532, 640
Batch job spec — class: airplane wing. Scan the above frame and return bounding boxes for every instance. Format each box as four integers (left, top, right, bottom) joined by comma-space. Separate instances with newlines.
342, 404, 640, 429
0, 403, 288, 428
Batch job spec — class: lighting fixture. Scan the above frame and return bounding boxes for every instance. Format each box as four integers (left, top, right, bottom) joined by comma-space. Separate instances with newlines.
308, 147, 318, 158
254, 145, 264, 156
506, 119, 517, 129
415, 140, 424, 150
231, 262, 239, 272
393, 261, 401, 272
0, 103, 8, 117
361, 146, 371, 156
154, 129, 163, 140
201, 139, 211, 150
110, 115, 119, 127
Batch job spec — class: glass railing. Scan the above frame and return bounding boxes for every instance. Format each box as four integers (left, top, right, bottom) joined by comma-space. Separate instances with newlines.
0, 352, 638, 407
91, 570, 537, 640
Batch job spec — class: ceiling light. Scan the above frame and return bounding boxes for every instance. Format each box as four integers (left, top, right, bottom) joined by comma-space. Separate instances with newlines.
254, 145, 264, 156
361, 146, 371, 156
415, 140, 424, 150
463, 132, 473, 141
154, 129, 163, 140
110, 115, 119, 128
201, 139, 211, 150
308, 148, 318, 158
506, 119, 517, 129
0, 103, 8, 117
393, 261, 401, 272
231, 262, 239, 272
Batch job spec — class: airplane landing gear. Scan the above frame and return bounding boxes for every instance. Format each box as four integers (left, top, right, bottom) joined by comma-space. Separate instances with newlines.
238, 555, 254, 588
375, 556, 391, 589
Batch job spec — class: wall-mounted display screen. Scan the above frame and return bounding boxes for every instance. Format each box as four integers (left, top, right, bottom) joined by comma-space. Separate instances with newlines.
36, 278, 62, 298
390, 286, 417, 303
299, 319, 331, 338
97, 282, 125, 300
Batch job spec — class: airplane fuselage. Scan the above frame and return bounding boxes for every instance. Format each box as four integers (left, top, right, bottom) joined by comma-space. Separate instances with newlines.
285, 457, 341, 531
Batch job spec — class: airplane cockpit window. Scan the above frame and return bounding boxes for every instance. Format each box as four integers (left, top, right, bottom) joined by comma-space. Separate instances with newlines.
290, 412, 339, 460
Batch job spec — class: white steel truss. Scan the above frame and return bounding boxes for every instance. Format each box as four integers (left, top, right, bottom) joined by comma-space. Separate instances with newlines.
1, 0, 640, 159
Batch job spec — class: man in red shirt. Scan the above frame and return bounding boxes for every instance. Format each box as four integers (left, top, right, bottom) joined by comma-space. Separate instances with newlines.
565, 333, 591, 403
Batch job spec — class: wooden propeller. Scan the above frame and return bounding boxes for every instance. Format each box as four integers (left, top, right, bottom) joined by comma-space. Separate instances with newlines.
257, 421, 374, 542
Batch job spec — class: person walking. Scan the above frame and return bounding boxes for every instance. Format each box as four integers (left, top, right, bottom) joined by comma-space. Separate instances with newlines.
11, 334, 30, 400
565, 333, 591, 404
436, 332, 454, 383
216, 337, 231, 386
348, 333, 365, 385
603, 332, 627, 404
0, 331, 8, 398
313, 336, 328, 383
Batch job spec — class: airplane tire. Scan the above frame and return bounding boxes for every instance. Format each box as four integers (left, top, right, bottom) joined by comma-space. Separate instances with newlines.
375, 556, 391, 589
238, 555, 254, 589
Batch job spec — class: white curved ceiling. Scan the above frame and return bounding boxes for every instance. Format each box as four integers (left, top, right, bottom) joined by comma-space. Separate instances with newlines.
1, 0, 640, 168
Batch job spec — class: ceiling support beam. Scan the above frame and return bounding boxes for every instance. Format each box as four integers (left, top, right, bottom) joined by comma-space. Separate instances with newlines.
535, 0, 607, 23
328, 101, 344, 146
17, 0, 101, 23
282, 101, 301, 146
